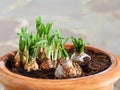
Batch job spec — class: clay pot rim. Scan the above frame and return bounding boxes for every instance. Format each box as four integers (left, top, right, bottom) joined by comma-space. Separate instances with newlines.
0, 44, 120, 86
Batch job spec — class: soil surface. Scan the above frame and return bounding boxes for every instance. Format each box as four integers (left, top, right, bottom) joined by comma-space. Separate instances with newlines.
6, 47, 112, 79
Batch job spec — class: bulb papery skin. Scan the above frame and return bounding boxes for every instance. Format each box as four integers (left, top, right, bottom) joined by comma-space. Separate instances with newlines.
55, 60, 72, 78
40, 58, 53, 70
55, 59, 82, 79
24, 60, 39, 72
14, 52, 26, 68
55, 64, 64, 79
71, 52, 91, 62
62, 59, 73, 67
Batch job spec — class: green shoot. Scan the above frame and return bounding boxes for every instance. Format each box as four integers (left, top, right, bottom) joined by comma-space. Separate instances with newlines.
45, 22, 52, 36
17, 27, 27, 62
59, 45, 69, 60
36, 16, 41, 30
71, 36, 85, 54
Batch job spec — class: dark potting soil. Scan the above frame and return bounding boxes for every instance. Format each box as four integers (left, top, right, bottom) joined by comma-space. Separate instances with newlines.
6, 47, 112, 79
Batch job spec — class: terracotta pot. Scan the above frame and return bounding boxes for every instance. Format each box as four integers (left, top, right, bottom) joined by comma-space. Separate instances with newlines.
0, 44, 120, 90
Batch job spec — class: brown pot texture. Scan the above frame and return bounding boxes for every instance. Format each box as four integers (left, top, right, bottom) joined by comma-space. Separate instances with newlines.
0, 44, 120, 90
